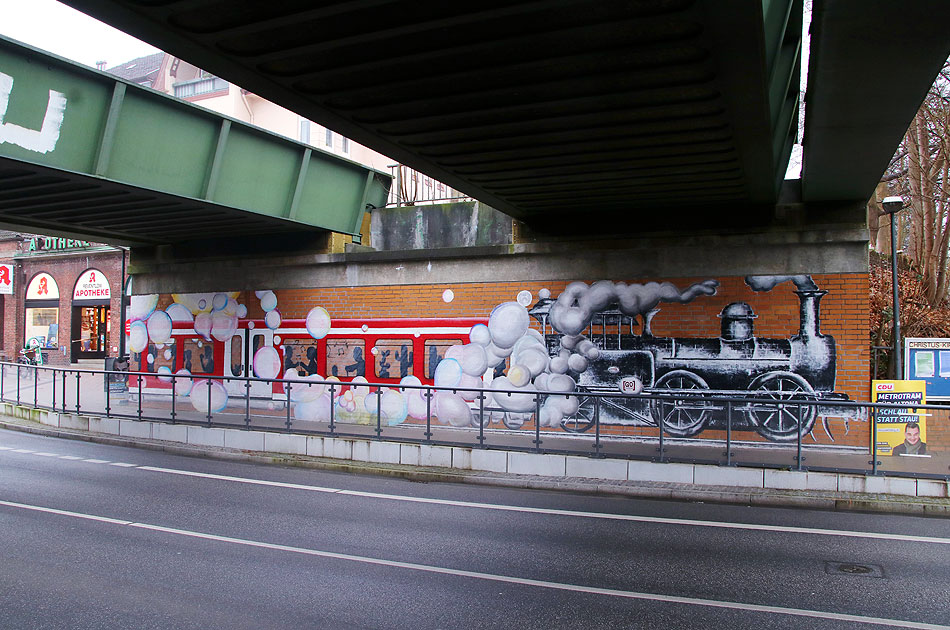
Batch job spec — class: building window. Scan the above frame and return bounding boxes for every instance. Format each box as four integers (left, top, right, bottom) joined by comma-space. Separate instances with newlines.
172, 76, 228, 98
325, 128, 333, 147
25, 272, 60, 349
341, 137, 349, 153
300, 120, 311, 145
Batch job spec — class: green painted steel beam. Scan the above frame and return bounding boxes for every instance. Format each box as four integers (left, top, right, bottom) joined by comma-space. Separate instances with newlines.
0, 36, 391, 245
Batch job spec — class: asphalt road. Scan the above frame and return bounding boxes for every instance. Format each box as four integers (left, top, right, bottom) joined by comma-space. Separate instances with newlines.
1, 428, 949, 630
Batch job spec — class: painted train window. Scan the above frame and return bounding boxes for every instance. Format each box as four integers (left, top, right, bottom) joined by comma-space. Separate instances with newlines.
283, 338, 321, 376
326, 338, 365, 378
373, 339, 413, 379
150, 343, 175, 375
424, 339, 463, 379
182, 339, 214, 374
230, 335, 243, 377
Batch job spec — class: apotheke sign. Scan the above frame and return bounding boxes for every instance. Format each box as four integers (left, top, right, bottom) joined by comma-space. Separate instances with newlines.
73, 269, 110, 301
28, 237, 92, 252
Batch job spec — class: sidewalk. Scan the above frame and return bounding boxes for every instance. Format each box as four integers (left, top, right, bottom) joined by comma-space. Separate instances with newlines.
2, 404, 948, 517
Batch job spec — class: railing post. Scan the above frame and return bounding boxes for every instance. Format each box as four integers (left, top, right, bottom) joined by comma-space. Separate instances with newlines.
33, 363, 38, 408
106, 367, 111, 417
375, 386, 382, 439
424, 387, 433, 443
16, 364, 20, 405
285, 382, 293, 432
593, 396, 602, 458
1, 363, 5, 401
871, 405, 879, 475
328, 384, 337, 436
657, 396, 665, 463
477, 388, 486, 448
170, 375, 177, 423
137, 373, 142, 420
533, 393, 542, 453
244, 377, 251, 429
206, 380, 212, 426
62, 371, 66, 413
76, 371, 81, 414
795, 403, 804, 471
725, 400, 733, 466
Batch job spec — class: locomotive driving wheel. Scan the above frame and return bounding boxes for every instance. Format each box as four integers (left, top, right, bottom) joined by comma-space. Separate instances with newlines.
745, 371, 817, 442
560, 395, 596, 433
651, 370, 712, 437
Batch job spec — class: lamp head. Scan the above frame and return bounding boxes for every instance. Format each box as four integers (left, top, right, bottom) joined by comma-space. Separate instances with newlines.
882, 196, 904, 214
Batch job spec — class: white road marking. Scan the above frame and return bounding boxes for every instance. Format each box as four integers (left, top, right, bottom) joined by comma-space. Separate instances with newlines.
11, 448, 35, 453
137, 465, 950, 546
58, 456, 83, 460
5, 447, 950, 546
108, 462, 137, 468
0, 446, 12, 450
0, 498, 945, 630
32, 452, 58, 457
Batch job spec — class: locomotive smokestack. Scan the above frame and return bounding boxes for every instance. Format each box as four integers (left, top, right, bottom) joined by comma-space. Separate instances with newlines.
796, 290, 827, 340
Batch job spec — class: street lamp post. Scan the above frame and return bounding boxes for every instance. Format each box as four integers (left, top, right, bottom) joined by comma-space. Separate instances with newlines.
882, 196, 904, 378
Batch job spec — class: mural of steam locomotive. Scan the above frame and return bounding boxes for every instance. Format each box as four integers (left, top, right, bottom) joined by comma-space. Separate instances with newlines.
529, 277, 857, 442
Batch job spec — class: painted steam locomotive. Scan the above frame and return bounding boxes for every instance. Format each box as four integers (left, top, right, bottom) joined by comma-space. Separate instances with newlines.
529, 280, 854, 442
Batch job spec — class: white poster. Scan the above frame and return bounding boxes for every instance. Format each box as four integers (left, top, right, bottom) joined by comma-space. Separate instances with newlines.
0, 263, 12, 294
73, 269, 110, 301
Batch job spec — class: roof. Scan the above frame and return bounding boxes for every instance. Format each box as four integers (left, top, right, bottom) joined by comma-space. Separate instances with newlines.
104, 52, 164, 86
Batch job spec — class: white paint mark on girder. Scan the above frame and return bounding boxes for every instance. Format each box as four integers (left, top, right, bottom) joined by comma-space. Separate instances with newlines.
0, 72, 67, 154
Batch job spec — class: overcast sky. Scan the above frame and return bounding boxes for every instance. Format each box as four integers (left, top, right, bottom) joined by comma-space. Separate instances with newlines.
0, 0, 160, 68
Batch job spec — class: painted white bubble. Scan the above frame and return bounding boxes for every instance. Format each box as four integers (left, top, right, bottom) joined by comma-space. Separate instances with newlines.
265, 309, 281, 330
507, 364, 530, 387
399, 375, 422, 391
585, 346, 600, 359
156, 343, 165, 350
190, 379, 228, 414
197, 341, 203, 348
248, 321, 255, 329
222, 297, 240, 316
253, 346, 281, 380
567, 353, 589, 373
165, 302, 194, 323
414, 332, 421, 338
549, 355, 569, 374
255, 291, 267, 299
442, 289, 455, 303
365, 389, 409, 426
349, 376, 370, 398
539, 288, 551, 299
157, 365, 173, 383
487, 341, 512, 359
129, 321, 148, 353
163, 349, 172, 360
295, 393, 332, 422
194, 312, 212, 340
469, 323, 491, 347
435, 392, 472, 427
444, 344, 465, 363
361, 324, 369, 332
260, 291, 278, 312
489, 377, 538, 413
519, 347, 548, 378
560, 335, 581, 350
211, 312, 239, 343
433, 358, 463, 388
459, 343, 488, 377
146, 353, 154, 364
236, 304, 248, 318
407, 389, 430, 420
305, 307, 331, 340
516, 290, 533, 306
144, 310, 172, 345
458, 373, 481, 402
488, 301, 529, 349
553, 394, 580, 416
534, 372, 550, 391
371, 347, 379, 356
129, 294, 159, 322
174, 369, 193, 396
547, 373, 576, 393
285, 371, 325, 403
198, 299, 207, 310
540, 405, 563, 428
212, 293, 228, 311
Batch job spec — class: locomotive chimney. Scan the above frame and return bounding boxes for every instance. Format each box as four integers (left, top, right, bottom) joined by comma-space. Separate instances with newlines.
795, 290, 827, 340
642, 308, 659, 337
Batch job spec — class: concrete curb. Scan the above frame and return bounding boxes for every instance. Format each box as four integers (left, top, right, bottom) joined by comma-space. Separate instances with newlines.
2, 414, 948, 516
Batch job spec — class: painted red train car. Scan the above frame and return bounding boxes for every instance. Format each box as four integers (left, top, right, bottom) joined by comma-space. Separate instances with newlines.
130, 316, 487, 398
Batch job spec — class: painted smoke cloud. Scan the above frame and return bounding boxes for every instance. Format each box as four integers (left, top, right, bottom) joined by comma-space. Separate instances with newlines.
549, 280, 720, 336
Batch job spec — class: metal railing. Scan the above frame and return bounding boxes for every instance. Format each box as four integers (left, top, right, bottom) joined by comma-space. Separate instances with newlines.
1, 361, 946, 481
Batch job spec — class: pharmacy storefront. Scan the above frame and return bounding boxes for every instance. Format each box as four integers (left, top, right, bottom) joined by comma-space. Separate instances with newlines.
71, 269, 111, 360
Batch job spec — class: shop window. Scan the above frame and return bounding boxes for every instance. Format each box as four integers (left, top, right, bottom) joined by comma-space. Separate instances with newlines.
326, 338, 364, 378
373, 339, 413, 379
284, 338, 321, 376
25, 307, 59, 348
424, 339, 463, 379
182, 339, 214, 374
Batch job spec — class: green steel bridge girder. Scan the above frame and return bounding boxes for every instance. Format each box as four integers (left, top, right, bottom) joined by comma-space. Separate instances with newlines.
0, 37, 391, 245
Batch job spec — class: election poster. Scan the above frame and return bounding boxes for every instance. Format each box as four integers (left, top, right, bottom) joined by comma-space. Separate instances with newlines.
871, 380, 928, 457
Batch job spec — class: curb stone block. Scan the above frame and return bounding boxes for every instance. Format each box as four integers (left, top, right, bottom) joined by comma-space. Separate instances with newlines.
452, 447, 472, 470
187, 426, 226, 448
152, 423, 188, 443
224, 430, 266, 452
369, 441, 401, 464
917, 479, 949, 498
696, 466, 764, 488
764, 469, 808, 490
119, 420, 152, 439
509, 452, 565, 477
306, 436, 325, 457
470, 448, 506, 473
264, 433, 307, 455
566, 456, 628, 481
399, 444, 421, 466
88, 417, 120, 435
420, 445, 452, 468
628, 460, 694, 484
325, 437, 353, 460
